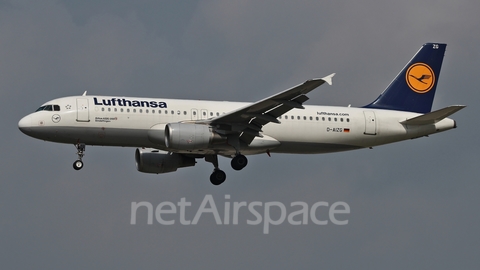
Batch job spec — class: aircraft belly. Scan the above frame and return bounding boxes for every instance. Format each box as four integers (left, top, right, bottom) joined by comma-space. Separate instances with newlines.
25, 126, 154, 147
271, 141, 362, 154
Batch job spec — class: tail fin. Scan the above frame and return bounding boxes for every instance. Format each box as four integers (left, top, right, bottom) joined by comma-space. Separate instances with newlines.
364, 43, 446, 113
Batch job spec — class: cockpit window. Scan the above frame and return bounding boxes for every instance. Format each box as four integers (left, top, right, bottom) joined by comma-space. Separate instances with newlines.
35, 104, 60, 112
36, 105, 49, 112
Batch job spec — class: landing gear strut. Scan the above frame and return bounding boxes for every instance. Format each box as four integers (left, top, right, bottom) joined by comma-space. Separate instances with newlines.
227, 135, 248, 171
205, 154, 226, 185
73, 143, 85, 170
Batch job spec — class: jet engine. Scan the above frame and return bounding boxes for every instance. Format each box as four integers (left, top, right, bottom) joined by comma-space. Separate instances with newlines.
135, 148, 195, 174
164, 123, 225, 151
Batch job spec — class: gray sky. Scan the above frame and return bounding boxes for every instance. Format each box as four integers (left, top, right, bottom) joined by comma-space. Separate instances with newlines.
1, 0, 479, 269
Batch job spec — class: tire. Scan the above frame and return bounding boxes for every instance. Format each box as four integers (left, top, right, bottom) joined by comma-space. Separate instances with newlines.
231, 155, 248, 171
73, 160, 83, 170
210, 170, 226, 185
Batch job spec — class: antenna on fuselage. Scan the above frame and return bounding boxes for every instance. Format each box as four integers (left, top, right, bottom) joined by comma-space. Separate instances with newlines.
82, 91, 87, 96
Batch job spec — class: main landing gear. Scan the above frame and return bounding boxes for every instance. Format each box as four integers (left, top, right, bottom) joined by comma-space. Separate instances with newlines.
205, 153, 248, 185
73, 143, 85, 170
205, 155, 225, 185
231, 154, 248, 171
210, 169, 227, 186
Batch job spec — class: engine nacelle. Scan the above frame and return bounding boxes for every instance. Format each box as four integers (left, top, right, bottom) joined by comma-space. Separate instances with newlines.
165, 123, 225, 151
135, 148, 195, 174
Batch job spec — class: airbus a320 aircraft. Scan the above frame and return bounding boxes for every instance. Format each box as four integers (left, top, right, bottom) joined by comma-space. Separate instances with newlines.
19, 43, 465, 185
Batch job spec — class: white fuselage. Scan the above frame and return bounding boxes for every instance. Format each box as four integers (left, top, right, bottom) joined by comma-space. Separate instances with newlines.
18, 95, 456, 156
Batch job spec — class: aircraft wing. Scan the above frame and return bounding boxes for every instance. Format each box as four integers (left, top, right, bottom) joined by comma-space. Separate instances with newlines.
200, 73, 335, 144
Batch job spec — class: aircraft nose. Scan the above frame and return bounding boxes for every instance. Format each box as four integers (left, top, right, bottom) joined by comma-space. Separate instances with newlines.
18, 115, 32, 134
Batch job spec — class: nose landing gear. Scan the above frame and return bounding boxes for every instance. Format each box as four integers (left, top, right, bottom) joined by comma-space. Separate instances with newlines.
73, 143, 85, 170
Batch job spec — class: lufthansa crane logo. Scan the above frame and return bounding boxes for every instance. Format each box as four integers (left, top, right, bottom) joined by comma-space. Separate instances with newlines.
52, 114, 61, 123
406, 63, 435, 93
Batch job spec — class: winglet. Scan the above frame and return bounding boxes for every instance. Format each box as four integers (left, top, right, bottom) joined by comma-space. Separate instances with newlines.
321, 73, 335, 86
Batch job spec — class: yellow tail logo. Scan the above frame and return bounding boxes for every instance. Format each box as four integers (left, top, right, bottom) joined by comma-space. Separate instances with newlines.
406, 63, 435, 93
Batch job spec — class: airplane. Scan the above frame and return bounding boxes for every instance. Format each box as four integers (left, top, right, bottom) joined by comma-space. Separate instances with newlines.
18, 43, 465, 185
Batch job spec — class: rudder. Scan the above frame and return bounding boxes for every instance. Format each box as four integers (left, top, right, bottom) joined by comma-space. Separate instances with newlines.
364, 43, 446, 113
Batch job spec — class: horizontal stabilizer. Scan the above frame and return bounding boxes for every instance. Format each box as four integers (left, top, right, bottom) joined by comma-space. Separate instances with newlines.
401, 105, 466, 125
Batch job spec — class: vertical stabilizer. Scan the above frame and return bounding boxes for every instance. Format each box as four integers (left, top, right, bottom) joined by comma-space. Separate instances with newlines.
364, 43, 446, 113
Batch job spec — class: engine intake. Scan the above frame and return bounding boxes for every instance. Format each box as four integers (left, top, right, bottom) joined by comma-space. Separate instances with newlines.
135, 148, 195, 174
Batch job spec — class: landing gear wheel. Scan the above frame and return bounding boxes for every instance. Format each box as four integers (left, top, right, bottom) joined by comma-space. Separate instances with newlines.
210, 169, 226, 185
231, 154, 248, 171
73, 160, 83, 170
